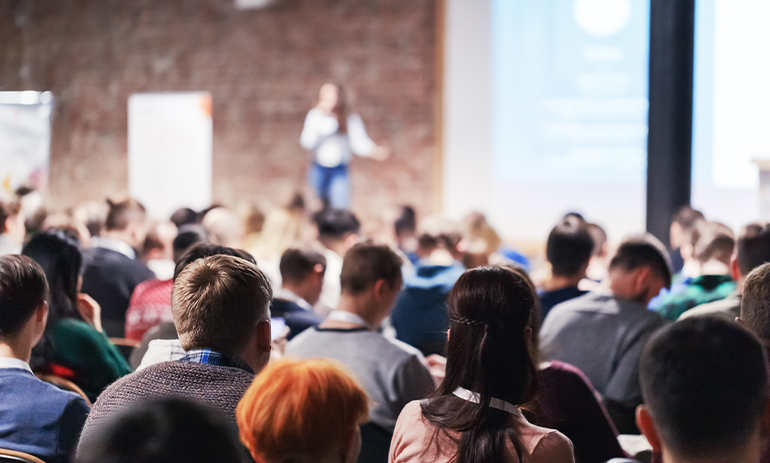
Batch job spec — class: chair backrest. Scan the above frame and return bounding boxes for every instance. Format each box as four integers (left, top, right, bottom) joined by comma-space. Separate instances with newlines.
35, 374, 91, 406
109, 337, 140, 362
0, 449, 46, 463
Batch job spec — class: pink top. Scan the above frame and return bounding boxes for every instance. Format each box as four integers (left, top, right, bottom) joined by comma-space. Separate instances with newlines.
390, 400, 575, 463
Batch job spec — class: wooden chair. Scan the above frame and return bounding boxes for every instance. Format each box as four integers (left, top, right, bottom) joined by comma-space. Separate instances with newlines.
35, 374, 91, 406
0, 449, 46, 463
109, 337, 140, 362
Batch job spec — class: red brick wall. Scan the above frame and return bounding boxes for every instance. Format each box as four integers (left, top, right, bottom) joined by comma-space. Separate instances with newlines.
0, 0, 438, 224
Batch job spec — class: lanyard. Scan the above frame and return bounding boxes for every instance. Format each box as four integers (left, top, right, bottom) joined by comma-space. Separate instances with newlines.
326, 310, 373, 330
453, 387, 522, 417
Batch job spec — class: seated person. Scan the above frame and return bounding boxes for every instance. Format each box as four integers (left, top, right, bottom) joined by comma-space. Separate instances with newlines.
286, 241, 435, 435
638, 317, 768, 463
272, 245, 325, 340
680, 223, 770, 322
538, 217, 594, 321
391, 216, 465, 355
23, 230, 132, 402
237, 358, 368, 463
0, 195, 25, 256
0, 255, 90, 463
77, 397, 248, 463
124, 224, 208, 342
78, 254, 273, 448
540, 234, 670, 434
655, 221, 736, 321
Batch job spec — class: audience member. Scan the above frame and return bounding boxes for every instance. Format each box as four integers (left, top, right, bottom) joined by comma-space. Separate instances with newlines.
286, 241, 434, 437
0, 255, 90, 463
81, 197, 155, 337
124, 224, 208, 342
238, 202, 266, 250
463, 211, 531, 270
77, 397, 248, 463
237, 358, 369, 463
394, 205, 419, 264
390, 266, 574, 463
72, 201, 108, 240
169, 207, 198, 228
582, 222, 610, 288
23, 230, 132, 401
129, 243, 256, 369
655, 221, 736, 320
540, 234, 670, 434
140, 221, 177, 280
0, 195, 25, 256
391, 216, 465, 355
201, 206, 245, 248
272, 245, 325, 340
313, 208, 361, 315
79, 254, 273, 445
739, 262, 770, 344
538, 217, 594, 321
250, 204, 312, 286
680, 223, 770, 322
638, 317, 768, 463
668, 206, 705, 274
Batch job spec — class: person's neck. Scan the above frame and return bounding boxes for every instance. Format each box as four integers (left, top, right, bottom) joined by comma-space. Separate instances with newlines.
681, 259, 700, 278
543, 273, 583, 292
0, 341, 31, 364
418, 248, 455, 266
321, 295, 381, 330
699, 259, 731, 276
281, 282, 310, 305
320, 237, 347, 258
102, 230, 134, 248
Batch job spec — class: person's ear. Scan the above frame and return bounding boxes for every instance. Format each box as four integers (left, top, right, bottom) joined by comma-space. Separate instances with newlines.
372, 279, 387, 301
636, 405, 662, 452
36, 301, 48, 323
731, 255, 741, 281
314, 263, 326, 278
341, 425, 362, 463
256, 319, 272, 353
524, 327, 533, 344
633, 266, 652, 293
447, 328, 451, 342
343, 233, 360, 252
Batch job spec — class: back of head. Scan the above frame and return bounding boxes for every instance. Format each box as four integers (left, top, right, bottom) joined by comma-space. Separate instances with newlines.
736, 223, 770, 276
252, 207, 311, 259
73, 201, 108, 238
741, 263, 770, 340
172, 224, 210, 263
280, 244, 327, 284
21, 230, 83, 321
77, 397, 247, 463
609, 234, 672, 289
314, 208, 360, 240
0, 255, 48, 339
172, 243, 254, 282
340, 241, 402, 295
170, 207, 198, 228
422, 266, 538, 463
104, 197, 146, 232
0, 195, 21, 232
417, 215, 462, 253
546, 217, 594, 276
586, 222, 607, 257
394, 205, 417, 237
672, 206, 705, 232
640, 317, 768, 459
201, 206, 244, 248
172, 254, 271, 353
693, 221, 734, 265
237, 358, 369, 463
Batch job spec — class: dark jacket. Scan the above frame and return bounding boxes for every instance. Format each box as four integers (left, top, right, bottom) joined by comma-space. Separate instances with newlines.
81, 247, 155, 337
270, 298, 323, 340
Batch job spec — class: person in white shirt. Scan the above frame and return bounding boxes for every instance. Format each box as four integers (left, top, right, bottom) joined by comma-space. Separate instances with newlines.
300, 83, 390, 209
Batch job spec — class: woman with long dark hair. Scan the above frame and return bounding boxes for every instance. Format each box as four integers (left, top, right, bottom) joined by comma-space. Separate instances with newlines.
23, 230, 131, 401
300, 83, 390, 209
389, 266, 574, 463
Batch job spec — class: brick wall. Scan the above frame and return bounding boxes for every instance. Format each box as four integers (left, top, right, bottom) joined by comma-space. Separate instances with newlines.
0, 0, 438, 226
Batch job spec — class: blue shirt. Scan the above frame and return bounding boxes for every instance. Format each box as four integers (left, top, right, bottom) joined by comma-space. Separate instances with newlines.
179, 349, 254, 374
391, 261, 465, 356
0, 366, 90, 463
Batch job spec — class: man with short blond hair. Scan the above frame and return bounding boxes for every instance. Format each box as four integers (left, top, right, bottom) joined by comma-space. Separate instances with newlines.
79, 254, 273, 450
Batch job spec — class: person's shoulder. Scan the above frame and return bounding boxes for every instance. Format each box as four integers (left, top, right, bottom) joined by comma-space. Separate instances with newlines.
678, 295, 740, 321
54, 318, 105, 342
527, 425, 575, 462
1, 370, 87, 409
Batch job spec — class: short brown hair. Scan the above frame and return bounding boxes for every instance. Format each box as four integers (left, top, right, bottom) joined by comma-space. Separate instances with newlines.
736, 223, 770, 276
340, 241, 402, 294
0, 197, 21, 232
172, 254, 272, 352
609, 234, 672, 289
280, 244, 326, 284
693, 221, 734, 264
105, 197, 146, 232
0, 255, 48, 338
741, 263, 770, 340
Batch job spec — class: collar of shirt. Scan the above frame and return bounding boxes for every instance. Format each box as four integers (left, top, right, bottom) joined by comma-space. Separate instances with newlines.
0, 357, 33, 374
273, 288, 313, 312
91, 236, 136, 259
179, 349, 254, 374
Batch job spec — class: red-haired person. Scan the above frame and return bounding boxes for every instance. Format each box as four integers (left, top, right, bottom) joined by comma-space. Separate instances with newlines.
237, 358, 369, 463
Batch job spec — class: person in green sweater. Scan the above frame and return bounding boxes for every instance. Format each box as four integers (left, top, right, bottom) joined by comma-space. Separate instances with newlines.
23, 229, 132, 401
